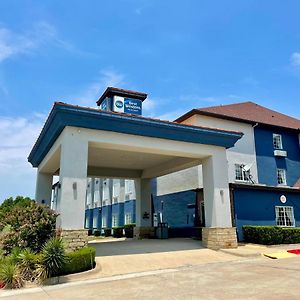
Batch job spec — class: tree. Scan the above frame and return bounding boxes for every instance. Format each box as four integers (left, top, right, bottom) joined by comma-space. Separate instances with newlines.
0, 202, 58, 254
0, 196, 33, 221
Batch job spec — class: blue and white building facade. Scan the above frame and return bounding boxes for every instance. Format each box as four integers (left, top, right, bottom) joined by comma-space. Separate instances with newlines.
79, 100, 300, 240
84, 178, 136, 231
155, 102, 300, 240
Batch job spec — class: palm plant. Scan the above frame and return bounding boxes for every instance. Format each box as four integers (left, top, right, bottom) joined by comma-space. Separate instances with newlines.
38, 237, 67, 279
18, 248, 37, 281
0, 259, 24, 289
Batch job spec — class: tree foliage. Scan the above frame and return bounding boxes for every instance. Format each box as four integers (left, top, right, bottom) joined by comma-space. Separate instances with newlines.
0, 196, 33, 221
0, 201, 58, 254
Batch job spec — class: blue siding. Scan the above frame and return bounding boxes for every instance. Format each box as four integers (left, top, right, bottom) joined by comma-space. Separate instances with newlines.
233, 187, 300, 240
124, 200, 136, 223
101, 205, 112, 228
255, 126, 300, 186
92, 207, 102, 229
153, 190, 197, 227
85, 209, 93, 229
112, 203, 125, 226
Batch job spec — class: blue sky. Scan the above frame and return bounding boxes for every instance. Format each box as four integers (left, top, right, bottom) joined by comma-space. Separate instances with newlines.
1, 0, 300, 201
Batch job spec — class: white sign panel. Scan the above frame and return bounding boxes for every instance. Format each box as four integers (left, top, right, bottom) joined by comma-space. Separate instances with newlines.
113, 96, 124, 113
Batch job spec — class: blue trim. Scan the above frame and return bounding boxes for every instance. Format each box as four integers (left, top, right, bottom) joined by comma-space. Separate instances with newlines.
28, 103, 243, 167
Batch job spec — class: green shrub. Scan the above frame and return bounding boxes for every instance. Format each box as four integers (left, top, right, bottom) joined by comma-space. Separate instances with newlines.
103, 228, 111, 237
243, 226, 300, 245
0, 202, 57, 254
39, 237, 67, 278
0, 196, 33, 223
112, 227, 124, 238
282, 228, 300, 244
94, 230, 101, 237
0, 259, 24, 289
124, 224, 135, 238
60, 247, 96, 276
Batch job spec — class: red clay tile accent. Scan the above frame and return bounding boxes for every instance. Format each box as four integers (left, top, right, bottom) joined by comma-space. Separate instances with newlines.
294, 179, 300, 188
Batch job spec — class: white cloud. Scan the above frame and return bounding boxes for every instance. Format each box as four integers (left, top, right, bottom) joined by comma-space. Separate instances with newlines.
290, 52, 300, 68
67, 69, 125, 107
0, 114, 44, 201
0, 21, 92, 64
0, 22, 54, 63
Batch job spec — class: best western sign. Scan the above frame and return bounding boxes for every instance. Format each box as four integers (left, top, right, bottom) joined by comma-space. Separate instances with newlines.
113, 96, 142, 115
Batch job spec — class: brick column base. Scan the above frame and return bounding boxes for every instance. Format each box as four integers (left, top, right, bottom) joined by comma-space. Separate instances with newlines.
133, 227, 155, 239
60, 229, 88, 252
202, 227, 238, 250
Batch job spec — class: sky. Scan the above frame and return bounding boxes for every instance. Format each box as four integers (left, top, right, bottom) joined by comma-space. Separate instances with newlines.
1, 0, 300, 202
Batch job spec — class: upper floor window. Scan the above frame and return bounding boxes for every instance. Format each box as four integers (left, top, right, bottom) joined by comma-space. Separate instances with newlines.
275, 206, 295, 227
112, 180, 120, 204
277, 169, 287, 185
235, 164, 250, 182
125, 180, 134, 199
103, 179, 110, 202
273, 134, 283, 150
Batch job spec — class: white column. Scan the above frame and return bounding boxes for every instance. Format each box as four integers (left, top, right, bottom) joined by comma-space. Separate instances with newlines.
35, 171, 53, 206
202, 151, 232, 228
135, 178, 152, 228
57, 133, 88, 230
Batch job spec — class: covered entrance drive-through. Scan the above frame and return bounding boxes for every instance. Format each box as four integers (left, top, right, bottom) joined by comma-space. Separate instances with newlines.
28, 100, 242, 251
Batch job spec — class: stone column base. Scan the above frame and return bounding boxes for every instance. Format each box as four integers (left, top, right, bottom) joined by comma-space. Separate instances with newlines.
133, 227, 155, 239
59, 229, 88, 252
202, 227, 238, 250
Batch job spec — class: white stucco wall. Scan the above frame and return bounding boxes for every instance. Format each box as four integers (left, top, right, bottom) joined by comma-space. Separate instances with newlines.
156, 114, 259, 195
183, 114, 258, 184
155, 166, 202, 196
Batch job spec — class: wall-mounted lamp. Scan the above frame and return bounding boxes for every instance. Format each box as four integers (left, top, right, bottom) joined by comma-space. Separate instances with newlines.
143, 212, 150, 219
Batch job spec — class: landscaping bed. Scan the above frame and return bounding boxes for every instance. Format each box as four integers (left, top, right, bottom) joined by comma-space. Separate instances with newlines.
0, 199, 96, 289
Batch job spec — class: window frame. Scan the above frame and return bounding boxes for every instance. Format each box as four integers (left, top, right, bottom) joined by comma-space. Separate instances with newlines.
273, 134, 283, 150
234, 164, 251, 182
125, 213, 132, 225
275, 206, 295, 227
277, 168, 287, 186
112, 214, 118, 227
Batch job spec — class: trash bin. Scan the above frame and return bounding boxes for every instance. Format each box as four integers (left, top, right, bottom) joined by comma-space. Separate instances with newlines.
156, 222, 168, 239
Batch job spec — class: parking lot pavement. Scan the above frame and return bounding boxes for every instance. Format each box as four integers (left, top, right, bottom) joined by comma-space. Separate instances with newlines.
2, 255, 300, 300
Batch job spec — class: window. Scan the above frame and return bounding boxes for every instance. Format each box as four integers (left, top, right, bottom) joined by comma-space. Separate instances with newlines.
235, 164, 250, 182
275, 206, 295, 227
93, 213, 98, 228
125, 213, 132, 225
102, 217, 107, 228
273, 134, 283, 150
112, 180, 120, 204
103, 180, 110, 202
277, 169, 287, 185
125, 180, 134, 200
112, 215, 118, 227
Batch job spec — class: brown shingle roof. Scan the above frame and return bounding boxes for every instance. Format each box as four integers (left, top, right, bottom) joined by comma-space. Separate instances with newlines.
97, 87, 148, 105
175, 101, 300, 131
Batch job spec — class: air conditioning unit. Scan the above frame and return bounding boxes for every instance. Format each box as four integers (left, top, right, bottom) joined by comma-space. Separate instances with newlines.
274, 150, 287, 157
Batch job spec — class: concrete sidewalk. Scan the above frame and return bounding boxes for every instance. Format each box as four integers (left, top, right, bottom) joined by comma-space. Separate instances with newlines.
2, 255, 300, 300
220, 243, 300, 258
